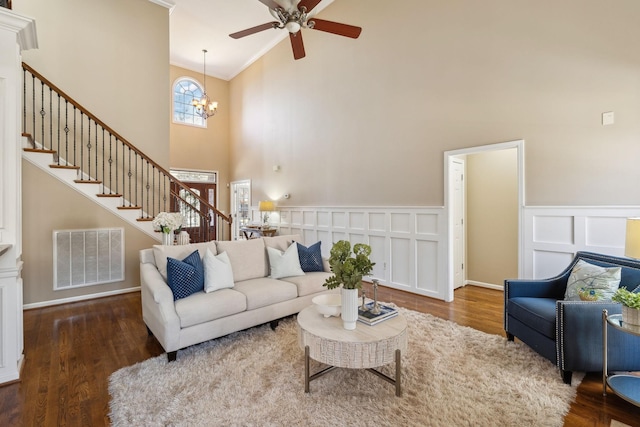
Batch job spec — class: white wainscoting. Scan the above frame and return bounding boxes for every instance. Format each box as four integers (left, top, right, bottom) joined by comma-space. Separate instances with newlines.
523, 207, 640, 280
255, 206, 448, 301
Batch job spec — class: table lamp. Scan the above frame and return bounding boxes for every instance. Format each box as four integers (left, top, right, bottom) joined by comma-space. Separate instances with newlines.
259, 200, 276, 226
625, 217, 640, 259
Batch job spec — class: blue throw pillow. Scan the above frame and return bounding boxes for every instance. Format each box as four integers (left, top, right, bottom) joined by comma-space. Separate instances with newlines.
296, 241, 323, 272
166, 250, 204, 301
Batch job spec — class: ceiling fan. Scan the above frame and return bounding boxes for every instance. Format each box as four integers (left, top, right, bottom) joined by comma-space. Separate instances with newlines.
229, 0, 362, 60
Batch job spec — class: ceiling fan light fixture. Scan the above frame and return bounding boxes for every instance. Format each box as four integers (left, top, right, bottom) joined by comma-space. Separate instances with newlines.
193, 49, 218, 120
285, 21, 301, 33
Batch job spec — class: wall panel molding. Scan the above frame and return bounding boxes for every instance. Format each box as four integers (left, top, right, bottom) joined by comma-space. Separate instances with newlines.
524, 206, 640, 279
256, 206, 448, 300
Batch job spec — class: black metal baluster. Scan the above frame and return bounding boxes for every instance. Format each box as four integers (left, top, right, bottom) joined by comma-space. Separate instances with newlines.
31, 73, 35, 140
115, 138, 118, 195
102, 129, 105, 192
63, 101, 69, 166
39, 81, 45, 149
79, 112, 84, 175
152, 166, 156, 217
108, 134, 113, 194
49, 87, 52, 151
56, 94, 60, 161
127, 148, 132, 207
72, 106, 77, 166
146, 161, 150, 218
22, 68, 26, 135
134, 153, 138, 209
87, 117, 92, 180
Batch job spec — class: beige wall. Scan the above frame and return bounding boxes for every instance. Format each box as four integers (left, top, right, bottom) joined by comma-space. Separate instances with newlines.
22, 162, 157, 305
170, 65, 231, 216
229, 0, 640, 207
15, 0, 170, 166
466, 149, 519, 286
14, 0, 170, 304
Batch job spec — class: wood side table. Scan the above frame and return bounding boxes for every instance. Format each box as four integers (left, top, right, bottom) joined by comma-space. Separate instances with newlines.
297, 305, 407, 396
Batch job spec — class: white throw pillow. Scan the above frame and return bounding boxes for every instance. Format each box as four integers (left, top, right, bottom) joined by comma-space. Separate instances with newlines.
267, 244, 305, 279
203, 249, 235, 293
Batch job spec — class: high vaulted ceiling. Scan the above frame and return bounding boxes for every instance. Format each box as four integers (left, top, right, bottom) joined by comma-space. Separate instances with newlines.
168, 0, 335, 81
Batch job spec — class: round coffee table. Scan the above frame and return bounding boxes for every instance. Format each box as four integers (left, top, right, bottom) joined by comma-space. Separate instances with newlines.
297, 305, 408, 396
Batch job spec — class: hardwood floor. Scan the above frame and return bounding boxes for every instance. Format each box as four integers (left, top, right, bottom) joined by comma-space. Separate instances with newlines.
1, 285, 639, 426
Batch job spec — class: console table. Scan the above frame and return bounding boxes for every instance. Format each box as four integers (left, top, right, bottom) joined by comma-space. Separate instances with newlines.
602, 309, 640, 407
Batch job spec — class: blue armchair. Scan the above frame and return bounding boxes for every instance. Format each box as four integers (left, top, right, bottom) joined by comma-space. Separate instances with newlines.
504, 251, 640, 384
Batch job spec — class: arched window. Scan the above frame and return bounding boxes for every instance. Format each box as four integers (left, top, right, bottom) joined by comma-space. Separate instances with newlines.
173, 77, 206, 127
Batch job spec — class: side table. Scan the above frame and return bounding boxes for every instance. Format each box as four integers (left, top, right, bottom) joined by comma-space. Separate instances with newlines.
602, 309, 640, 407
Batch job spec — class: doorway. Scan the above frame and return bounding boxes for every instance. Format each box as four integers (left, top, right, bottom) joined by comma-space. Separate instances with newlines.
171, 181, 217, 243
230, 180, 251, 240
445, 140, 524, 302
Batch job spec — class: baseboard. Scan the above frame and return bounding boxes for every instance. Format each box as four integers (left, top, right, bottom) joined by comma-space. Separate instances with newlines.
23, 286, 141, 310
465, 280, 503, 291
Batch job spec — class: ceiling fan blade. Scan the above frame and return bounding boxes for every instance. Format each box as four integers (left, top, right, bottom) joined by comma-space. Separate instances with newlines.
298, 0, 322, 13
289, 32, 306, 60
258, 0, 282, 10
308, 18, 362, 39
229, 22, 279, 39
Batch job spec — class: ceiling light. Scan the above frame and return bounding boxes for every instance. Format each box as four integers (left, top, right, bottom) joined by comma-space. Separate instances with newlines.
192, 49, 218, 119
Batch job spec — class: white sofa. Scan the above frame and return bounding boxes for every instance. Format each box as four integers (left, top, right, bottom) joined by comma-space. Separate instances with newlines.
140, 234, 336, 361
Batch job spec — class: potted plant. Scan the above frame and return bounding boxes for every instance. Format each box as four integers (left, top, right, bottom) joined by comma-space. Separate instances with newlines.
323, 240, 375, 329
612, 287, 640, 326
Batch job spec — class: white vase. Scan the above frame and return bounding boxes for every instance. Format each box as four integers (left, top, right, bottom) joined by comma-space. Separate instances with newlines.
162, 231, 173, 246
341, 288, 358, 330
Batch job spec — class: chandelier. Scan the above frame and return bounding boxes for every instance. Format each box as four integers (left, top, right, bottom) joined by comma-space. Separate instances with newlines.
192, 49, 218, 119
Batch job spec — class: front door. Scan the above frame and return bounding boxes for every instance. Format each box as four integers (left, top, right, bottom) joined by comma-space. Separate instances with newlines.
172, 182, 217, 243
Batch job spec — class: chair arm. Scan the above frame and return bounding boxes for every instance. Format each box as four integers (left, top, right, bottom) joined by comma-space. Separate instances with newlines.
504, 277, 567, 299
556, 300, 623, 372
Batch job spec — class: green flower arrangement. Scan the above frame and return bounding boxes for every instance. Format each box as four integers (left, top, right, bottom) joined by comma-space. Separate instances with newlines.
612, 287, 640, 309
323, 240, 375, 290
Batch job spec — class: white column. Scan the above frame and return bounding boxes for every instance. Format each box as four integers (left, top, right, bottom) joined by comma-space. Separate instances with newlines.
0, 7, 37, 385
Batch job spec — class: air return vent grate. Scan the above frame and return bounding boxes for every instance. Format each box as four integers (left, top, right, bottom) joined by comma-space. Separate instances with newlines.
53, 228, 124, 290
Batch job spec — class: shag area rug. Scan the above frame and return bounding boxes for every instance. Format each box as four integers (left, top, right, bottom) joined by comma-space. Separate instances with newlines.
109, 308, 582, 427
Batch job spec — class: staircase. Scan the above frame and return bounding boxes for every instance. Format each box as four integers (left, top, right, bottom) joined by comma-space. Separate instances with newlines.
21, 62, 231, 242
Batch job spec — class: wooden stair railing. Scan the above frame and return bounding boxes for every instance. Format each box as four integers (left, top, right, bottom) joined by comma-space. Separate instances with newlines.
21, 62, 231, 242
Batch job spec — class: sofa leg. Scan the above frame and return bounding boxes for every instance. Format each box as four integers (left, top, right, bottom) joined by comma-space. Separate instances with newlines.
146, 325, 153, 337
506, 332, 514, 341
167, 351, 177, 362
270, 319, 279, 331
561, 370, 572, 385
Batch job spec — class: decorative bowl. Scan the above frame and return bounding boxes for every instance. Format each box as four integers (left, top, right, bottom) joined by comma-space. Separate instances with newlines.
312, 294, 342, 318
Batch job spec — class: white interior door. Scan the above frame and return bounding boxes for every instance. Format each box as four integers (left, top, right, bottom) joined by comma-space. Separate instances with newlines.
452, 158, 465, 289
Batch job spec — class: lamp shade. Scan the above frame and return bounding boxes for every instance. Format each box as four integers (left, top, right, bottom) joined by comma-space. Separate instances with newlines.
258, 200, 276, 212
625, 217, 640, 259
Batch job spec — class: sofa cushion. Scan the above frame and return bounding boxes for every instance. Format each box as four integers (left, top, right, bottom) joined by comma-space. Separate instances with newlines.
166, 250, 205, 301
296, 241, 324, 272
279, 271, 333, 297
216, 238, 267, 282
233, 277, 298, 310
174, 288, 247, 328
203, 249, 235, 293
564, 259, 621, 302
153, 241, 217, 281
267, 244, 305, 279
508, 297, 557, 340
263, 234, 302, 251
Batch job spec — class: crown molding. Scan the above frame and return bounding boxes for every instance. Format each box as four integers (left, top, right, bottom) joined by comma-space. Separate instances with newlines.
0, 7, 38, 50
148, 0, 176, 14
